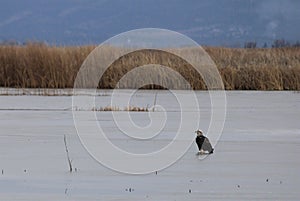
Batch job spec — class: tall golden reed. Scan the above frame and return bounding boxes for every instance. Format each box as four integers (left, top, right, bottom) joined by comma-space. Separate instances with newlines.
0, 44, 299, 90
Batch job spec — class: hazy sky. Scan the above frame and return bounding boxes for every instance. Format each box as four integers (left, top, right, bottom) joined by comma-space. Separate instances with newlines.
0, 0, 299, 46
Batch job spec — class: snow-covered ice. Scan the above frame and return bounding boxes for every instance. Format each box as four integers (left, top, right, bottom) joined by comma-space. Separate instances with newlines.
0, 90, 299, 200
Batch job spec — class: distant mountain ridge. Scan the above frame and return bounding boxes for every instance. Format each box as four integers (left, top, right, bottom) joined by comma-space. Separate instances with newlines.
0, 0, 299, 46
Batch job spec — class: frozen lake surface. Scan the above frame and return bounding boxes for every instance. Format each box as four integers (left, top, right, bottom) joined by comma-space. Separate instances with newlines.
0, 90, 299, 200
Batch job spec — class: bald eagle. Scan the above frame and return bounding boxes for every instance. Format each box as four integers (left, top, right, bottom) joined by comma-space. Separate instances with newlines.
195, 130, 214, 154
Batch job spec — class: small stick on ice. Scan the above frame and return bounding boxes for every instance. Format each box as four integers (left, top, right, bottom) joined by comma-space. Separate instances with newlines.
64, 135, 73, 172
152, 92, 158, 112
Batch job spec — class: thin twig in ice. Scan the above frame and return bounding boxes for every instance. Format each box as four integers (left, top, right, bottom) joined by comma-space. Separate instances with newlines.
64, 135, 73, 172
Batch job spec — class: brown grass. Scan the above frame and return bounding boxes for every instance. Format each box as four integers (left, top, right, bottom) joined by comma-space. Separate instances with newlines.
0, 43, 93, 88
206, 47, 300, 90
88, 106, 148, 112
0, 44, 299, 90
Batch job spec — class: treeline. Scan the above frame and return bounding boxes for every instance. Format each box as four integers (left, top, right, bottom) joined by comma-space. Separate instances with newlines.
244, 39, 300, 49
0, 44, 299, 90
2, 38, 300, 49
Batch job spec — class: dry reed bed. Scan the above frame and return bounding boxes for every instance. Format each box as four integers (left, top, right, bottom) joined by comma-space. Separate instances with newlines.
75, 106, 149, 112
0, 44, 299, 90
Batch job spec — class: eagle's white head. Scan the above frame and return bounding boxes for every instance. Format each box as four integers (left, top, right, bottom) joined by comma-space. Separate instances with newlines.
195, 130, 203, 136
